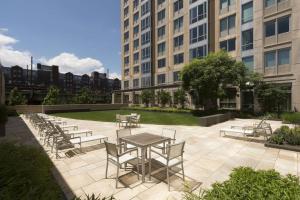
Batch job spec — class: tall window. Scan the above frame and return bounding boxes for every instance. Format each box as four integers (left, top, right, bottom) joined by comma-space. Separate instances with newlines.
174, 53, 184, 64
173, 71, 181, 82
174, 35, 184, 50
124, 80, 129, 89
157, 42, 166, 56
142, 47, 150, 59
264, 51, 276, 68
242, 2, 253, 24
278, 48, 290, 65
220, 15, 236, 36
174, 17, 184, 33
190, 2, 207, 24
174, 0, 183, 13
190, 45, 207, 60
265, 16, 290, 37
158, 58, 166, 68
278, 16, 290, 34
265, 20, 275, 37
157, 9, 166, 22
242, 29, 253, 51
190, 24, 207, 44
220, 38, 236, 51
158, 26, 165, 39
264, 0, 275, 8
242, 56, 254, 71
141, 62, 151, 74
157, 74, 166, 85
133, 79, 139, 88
141, 76, 151, 87
141, 1, 150, 16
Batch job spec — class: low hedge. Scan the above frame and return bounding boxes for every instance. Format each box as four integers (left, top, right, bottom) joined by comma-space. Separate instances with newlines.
184, 167, 300, 200
122, 106, 191, 113
268, 126, 300, 146
0, 143, 64, 200
281, 112, 300, 125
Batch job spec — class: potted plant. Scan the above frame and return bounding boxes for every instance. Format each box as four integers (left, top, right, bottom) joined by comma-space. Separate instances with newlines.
0, 104, 8, 137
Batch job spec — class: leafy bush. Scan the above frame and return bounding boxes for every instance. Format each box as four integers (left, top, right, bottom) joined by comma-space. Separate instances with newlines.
0, 104, 8, 124
0, 143, 64, 200
157, 90, 171, 107
73, 87, 95, 104
123, 106, 191, 113
268, 126, 300, 146
8, 87, 27, 106
43, 86, 60, 105
140, 90, 155, 107
268, 133, 285, 145
281, 112, 300, 125
174, 88, 187, 109
73, 194, 114, 200
184, 167, 300, 200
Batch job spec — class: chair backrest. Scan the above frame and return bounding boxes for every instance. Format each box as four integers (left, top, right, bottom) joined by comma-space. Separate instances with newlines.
116, 114, 121, 121
54, 125, 71, 140
119, 115, 128, 121
167, 141, 185, 160
131, 113, 138, 117
116, 128, 131, 144
162, 128, 176, 142
104, 141, 118, 158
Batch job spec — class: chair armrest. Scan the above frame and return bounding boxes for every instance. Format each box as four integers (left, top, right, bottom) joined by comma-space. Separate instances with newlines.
119, 148, 138, 157
151, 149, 167, 159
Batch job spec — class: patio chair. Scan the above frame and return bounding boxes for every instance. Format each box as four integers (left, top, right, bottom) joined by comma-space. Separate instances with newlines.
104, 141, 139, 188
55, 125, 93, 137
149, 141, 185, 191
131, 114, 141, 127
116, 114, 121, 126
116, 128, 136, 151
152, 128, 176, 154
119, 115, 130, 128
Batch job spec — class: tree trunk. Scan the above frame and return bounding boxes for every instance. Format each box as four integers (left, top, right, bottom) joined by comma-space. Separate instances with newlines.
0, 123, 5, 137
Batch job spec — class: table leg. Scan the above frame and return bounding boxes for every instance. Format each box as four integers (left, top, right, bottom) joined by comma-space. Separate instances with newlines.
141, 147, 145, 182
148, 146, 151, 180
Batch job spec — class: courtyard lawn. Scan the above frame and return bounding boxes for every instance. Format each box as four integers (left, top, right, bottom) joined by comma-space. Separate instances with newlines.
53, 110, 199, 126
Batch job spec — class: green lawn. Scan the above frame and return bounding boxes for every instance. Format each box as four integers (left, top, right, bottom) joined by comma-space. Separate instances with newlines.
53, 110, 199, 126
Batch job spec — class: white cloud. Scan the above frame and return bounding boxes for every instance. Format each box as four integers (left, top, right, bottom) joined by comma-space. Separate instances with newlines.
39, 53, 105, 75
109, 72, 121, 79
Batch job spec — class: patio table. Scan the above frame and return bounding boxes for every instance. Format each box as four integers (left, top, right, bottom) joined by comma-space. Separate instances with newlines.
120, 133, 171, 182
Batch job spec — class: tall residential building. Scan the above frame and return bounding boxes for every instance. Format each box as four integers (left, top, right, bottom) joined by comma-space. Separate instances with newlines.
117, 0, 300, 112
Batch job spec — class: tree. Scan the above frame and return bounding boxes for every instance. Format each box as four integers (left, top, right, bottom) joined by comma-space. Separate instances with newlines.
73, 87, 94, 104
255, 83, 290, 115
174, 88, 187, 109
181, 51, 247, 110
157, 90, 171, 107
8, 87, 27, 106
141, 89, 154, 107
43, 86, 60, 105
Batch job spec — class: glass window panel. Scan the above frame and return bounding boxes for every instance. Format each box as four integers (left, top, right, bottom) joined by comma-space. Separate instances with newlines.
278, 48, 290, 65
242, 2, 253, 24
278, 16, 290, 34
265, 20, 275, 37
265, 51, 276, 67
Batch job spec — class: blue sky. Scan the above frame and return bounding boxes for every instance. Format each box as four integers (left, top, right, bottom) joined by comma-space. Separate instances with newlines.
0, 0, 121, 78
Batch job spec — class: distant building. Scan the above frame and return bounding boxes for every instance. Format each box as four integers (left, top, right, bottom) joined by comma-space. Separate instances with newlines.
0, 62, 5, 104
36, 63, 59, 86
10, 65, 24, 85
81, 74, 90, 88
64, 72, 74, 93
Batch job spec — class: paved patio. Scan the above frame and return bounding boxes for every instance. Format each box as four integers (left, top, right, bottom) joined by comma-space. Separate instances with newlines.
3, 115, 300, 200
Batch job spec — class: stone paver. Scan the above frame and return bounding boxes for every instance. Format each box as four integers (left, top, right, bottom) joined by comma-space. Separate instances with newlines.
2, 115, 299, 200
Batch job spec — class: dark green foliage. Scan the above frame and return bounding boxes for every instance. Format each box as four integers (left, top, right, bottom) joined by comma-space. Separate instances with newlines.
157, 90, 171, 107
181, 51, 247, 110
281, 113, 300, 125
184, 167, 300, 200
123, 106, 191, 113
268, 126, 300, 146
0, 143, 64, 200
43, 86, 60, 105
73, 87, 95, 104
8, 87, 27, 106
140, 90, 155, 107
73, 194, 114, 200
0, 104, 8, 124
174, 88, 187, 109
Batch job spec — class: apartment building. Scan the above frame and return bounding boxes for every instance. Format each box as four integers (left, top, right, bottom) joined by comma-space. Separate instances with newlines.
117, 0, 300, 112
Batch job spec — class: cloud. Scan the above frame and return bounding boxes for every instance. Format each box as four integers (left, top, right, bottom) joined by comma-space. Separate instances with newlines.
109, 72, 121, 79
39, 53, 105, 75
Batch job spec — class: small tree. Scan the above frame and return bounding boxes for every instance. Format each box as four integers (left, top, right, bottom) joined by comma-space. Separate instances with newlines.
74, 87, 94, 104
181, 51, 247, 110
43, 86, 60, 105
174, 88, 187, 109
255, 83, 290, 115
157, 90, 171, 107
141, 89, 154, 107
8, 87, 27, 106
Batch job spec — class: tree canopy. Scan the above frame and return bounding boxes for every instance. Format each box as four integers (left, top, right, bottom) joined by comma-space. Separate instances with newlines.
181, 51, 247, 110
43, 86, 60, 105
8, 87, 27, 106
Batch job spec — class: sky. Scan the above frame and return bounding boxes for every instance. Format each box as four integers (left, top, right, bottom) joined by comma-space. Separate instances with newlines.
0, 0, 121, 78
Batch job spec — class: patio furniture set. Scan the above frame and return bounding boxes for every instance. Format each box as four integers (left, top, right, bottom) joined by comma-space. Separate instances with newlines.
116, 113, 141, 128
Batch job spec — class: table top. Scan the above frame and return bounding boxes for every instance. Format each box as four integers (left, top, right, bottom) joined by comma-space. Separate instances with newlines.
120, 132, 170, 147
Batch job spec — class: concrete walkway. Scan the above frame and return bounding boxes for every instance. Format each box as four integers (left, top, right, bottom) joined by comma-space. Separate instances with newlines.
3, 116, 299, 200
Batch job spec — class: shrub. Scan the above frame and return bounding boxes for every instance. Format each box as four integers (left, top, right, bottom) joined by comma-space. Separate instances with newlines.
140, 90, 155, 107
157, 90, 171, 107
0, 104, 8, 124
268, 126, 300, 146
123, 106, 191, 113
268, 133, 285, 145
43, 86, 60, 105
73, 194, 114, 200
8, 87, 27, 106
285, 128, 300, 145
281, 112, 300, 125
184, 167, 300, 200
174, 88, 187, 109
0, 143, 63, 200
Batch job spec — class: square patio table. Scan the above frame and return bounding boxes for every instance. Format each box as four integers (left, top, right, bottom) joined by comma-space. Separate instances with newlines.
120, 133, 171, 182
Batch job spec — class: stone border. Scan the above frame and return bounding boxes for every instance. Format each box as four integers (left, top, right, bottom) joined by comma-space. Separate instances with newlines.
199, 112, 233, 126
265, 142, 300, 152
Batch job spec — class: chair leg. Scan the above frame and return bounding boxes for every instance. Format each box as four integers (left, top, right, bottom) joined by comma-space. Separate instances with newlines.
116, 164, 119, 188
181, 162, 185, 181
105, 159, 109, 179
167, 167, 170, 191
148, 147, 151, 180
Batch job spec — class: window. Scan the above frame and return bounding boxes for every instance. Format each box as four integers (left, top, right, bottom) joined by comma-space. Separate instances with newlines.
158, 0, 165, 7
242, 2, 253, 24
158, 26, 165, 39
141, 62, 151, 74
157, 42, 166, 56
134, 39, 139, 50
264, 0, 275, 8
124, 19, 129, 30
124, 80, 129, 89
141, 16, 150, 31
133, 52, 139, 64
142, 47, 150, 59
133, 79, 139, 88
133, 12, 139, 23
265, 20, 275, 37
124, 68, 129, 76
190, 45, 207, 60
124, 44, 129, 54
158, 9, 165, 22
242, 56, 254, 71
174, 17, 184, 33
174, 35, 184, 49
242, 29, 253, 51
190, 2, 207, 24
220, 15, 235, 35
124, 56, 129, 64
124, 31, 129, 42
220, 38, 236, 51
141, 76, 151, 87
134, 66, 140, 74
133, 0, 139, 9
133, 25, 139, 36
264, 51, 276, 68
157, 74, 166, 85
190, 24, 207, 44
173, 71, 181, 82
220, 0, 235, 10
141, 31, 150, 45
174, 53, 184, 64
174, 0, 183, 13
278, 48, 290, 65
278, 16, 290, 34
158, 58, 166, 68
141, 1, 150, 16
124, 7, 129, 18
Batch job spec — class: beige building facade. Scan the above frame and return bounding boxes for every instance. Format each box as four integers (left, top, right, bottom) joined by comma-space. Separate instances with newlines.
116, 0, 300, 112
